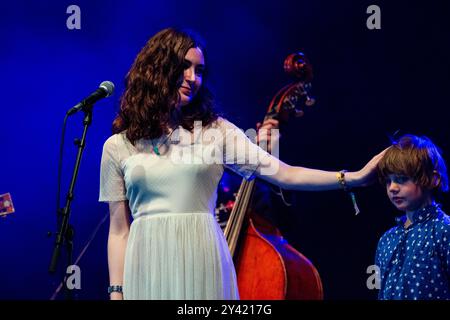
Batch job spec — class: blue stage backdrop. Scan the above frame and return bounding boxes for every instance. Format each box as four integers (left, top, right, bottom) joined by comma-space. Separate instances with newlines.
1, 0, 449, 299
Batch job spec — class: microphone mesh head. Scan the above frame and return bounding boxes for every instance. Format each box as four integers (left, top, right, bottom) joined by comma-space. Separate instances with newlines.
99, 81, 115, 97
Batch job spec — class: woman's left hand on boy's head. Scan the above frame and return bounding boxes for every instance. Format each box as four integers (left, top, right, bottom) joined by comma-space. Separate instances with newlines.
355, 148, 389, 187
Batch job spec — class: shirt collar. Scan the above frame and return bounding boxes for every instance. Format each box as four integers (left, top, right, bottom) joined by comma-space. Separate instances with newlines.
395, 203, 441, 227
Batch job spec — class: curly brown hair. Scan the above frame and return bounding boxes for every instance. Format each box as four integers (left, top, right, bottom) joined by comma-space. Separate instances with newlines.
112, 28, 218, 145
377, 134, 448, 194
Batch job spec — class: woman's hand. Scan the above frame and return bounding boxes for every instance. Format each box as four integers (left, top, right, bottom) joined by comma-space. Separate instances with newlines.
353, 148, 389, 187
256, 118, 280, 153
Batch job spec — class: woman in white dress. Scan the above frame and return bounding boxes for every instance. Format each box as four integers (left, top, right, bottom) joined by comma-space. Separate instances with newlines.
100, 28, 385, 300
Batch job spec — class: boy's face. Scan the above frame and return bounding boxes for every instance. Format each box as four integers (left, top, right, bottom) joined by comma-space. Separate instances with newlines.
385, 174, 432, 213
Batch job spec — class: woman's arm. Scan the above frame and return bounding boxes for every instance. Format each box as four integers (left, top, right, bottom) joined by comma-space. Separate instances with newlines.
255, 149, 386, 191
107, 201, 131, 300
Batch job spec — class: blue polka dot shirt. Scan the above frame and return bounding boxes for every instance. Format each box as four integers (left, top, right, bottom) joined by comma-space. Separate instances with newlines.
375, 204, 450, 300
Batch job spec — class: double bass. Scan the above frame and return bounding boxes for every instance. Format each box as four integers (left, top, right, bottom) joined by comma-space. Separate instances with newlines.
223, 53, 323, 300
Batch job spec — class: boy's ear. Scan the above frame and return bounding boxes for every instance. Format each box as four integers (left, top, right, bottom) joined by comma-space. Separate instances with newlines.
432, 170, 441, 188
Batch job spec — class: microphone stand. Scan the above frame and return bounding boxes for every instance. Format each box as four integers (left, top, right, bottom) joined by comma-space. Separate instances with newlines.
49, 105, 94, 300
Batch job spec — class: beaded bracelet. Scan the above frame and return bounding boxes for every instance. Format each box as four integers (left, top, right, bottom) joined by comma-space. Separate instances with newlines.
108, 285, 123, 294
336, 170, 360, 215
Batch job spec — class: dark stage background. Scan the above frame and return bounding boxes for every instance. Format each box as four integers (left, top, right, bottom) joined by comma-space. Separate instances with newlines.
1, 0, 449, 300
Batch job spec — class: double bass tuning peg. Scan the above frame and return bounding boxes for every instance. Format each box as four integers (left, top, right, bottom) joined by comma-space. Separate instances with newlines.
294, 109, 304, 117
305, 96, 316, 107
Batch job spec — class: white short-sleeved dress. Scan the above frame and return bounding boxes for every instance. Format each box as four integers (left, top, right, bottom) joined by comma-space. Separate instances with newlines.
99, 117, 270, 300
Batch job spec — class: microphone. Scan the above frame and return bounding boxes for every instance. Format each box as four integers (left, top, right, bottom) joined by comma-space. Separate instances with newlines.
67, 81, 115, 115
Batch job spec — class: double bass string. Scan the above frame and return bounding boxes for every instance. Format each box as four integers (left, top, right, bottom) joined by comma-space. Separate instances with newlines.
224, 178, 256, 256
